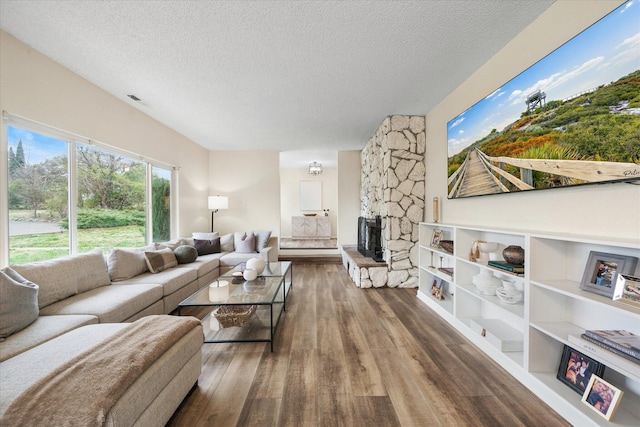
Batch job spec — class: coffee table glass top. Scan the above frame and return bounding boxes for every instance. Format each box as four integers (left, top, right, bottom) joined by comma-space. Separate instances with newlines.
179, 261, 291, 307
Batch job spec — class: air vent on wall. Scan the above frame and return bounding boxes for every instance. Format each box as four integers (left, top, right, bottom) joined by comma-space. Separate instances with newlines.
127, 94, 141, 102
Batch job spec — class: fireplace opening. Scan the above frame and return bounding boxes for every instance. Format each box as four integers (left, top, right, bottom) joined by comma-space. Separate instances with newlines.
357, 215, 383, 262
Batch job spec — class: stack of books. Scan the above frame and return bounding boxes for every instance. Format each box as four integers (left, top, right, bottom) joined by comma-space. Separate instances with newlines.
487, 260, 524, 275
580, 330, 640, 364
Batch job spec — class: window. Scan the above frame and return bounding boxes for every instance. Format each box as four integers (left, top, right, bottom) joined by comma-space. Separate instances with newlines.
7, 125, 70, 263
3, 116, 176, 265
76, 144, 147, 253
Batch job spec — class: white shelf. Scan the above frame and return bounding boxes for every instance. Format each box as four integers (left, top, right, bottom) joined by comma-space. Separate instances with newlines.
418, 222, 640, 427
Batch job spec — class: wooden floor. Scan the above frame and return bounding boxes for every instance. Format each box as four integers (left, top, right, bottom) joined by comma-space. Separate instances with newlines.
168, 263, 570, 427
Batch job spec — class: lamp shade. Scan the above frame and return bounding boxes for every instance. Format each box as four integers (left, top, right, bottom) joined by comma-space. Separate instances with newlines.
208, 195, 228, 210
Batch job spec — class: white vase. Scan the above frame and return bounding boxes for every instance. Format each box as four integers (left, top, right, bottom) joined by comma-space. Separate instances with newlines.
246, 257, 266, 275
472, 269, 501, 295
243, 268, 258, 281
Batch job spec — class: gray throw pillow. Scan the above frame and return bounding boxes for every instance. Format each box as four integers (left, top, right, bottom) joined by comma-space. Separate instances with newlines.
220, 233, 234, 252
235, 232, 257, 253
193, 239, 220, 256
174, 245, 199, 263
0, 267, 39, 338
253, 230, 272, 252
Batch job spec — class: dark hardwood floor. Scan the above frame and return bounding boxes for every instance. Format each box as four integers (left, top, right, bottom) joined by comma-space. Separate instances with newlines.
168, 263, 570, 427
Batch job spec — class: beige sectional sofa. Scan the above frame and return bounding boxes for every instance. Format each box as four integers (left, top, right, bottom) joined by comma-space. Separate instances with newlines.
0, 232, 278, 425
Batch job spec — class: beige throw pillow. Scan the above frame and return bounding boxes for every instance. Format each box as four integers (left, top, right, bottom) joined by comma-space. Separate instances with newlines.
144, 248, 178, 273
107, 246, 154, 282
0, 268, 39, 338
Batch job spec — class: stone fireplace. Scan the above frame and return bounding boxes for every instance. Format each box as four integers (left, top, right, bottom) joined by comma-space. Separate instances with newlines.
344, 115, 425, 288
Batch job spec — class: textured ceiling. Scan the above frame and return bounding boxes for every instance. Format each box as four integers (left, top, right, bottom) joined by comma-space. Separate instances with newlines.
0, 0, 555, 156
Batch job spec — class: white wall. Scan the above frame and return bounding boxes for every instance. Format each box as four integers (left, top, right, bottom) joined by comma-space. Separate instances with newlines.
0, 30, 211, 238
208, 150, 281, 237
279, 168, 337, 238
338, 151, 362, 246
424, 0, 639, 240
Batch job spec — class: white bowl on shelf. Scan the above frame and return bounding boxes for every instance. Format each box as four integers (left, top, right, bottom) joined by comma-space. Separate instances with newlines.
496, 286, 523, 304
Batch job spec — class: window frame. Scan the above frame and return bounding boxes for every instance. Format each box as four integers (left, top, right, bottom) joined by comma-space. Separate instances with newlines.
1, 112, 178, 267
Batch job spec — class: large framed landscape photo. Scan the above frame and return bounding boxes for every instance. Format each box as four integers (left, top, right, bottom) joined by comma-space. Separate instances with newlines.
447, 1, 640, 199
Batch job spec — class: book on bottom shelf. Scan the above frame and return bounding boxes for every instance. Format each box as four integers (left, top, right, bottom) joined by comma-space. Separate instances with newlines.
583, 330, 640, 360
568, 335, 639, 379
579, 334, 640, 364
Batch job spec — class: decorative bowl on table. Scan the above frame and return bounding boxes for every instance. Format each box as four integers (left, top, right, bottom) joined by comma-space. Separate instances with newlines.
439, 240, 454, 254
303, 213, 317, 216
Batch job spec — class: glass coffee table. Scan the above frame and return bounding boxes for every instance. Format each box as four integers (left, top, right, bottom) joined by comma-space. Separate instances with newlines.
177, 261, 292, 351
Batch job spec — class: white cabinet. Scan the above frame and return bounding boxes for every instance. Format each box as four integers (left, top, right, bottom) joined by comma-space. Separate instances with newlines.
292, 216, 331, 239
418, 222, 640, 427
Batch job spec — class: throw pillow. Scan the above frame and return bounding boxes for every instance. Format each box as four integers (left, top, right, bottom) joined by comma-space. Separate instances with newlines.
0, 268, 39, 338
253, 230, 272, 252
192, 232, 219, 240
174, 245, 199, 263
155, 238, 183, 251
106, 246, 154, 282
220, 233, 234, 252
194, 238, 220, 256
144, 248, 178, 273
235, 232, 257, 253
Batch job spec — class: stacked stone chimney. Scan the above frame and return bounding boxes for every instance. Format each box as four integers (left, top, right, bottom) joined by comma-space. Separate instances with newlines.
360, 115, 425, 287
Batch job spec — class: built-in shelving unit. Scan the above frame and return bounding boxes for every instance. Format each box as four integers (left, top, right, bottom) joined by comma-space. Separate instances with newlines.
418, 222, 640, 426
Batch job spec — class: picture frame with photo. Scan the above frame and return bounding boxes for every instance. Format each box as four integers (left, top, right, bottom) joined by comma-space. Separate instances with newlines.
581, 374, 624, 421
557, 345, 605, 395
613, 274, 640, 308
431, 276, 445, 300
579, 251, 638, 298
430, 230, 443, 248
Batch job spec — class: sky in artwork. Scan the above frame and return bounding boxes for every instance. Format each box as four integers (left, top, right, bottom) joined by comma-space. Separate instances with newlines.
447, 0, 640, 157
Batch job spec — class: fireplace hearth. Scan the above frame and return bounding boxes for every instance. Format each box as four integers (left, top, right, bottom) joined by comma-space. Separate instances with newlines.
357, 216, 383, 262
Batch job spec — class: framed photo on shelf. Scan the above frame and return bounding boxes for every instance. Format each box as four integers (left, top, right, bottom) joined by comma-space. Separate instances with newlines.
581, 374, 624, 421
431, 277, 445, 300
579, 251, 638, 298
430, 229, 443, 248
557, 345, 605, 395
613, 274, 640, 308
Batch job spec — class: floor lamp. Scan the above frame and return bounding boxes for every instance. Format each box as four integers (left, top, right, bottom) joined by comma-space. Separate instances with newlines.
208, 195, 228, 232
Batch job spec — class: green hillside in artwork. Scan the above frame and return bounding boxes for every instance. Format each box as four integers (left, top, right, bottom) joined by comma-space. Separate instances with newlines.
448, 70, 640, 190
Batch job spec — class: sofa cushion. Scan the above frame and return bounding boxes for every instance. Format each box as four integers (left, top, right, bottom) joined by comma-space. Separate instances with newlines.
39, 284, 163, 323
192, 232, 218, 240
220, 233, 234, 252
114, 267, 198, 297
174, 254, 220, 279
173, 245, 198, 264
234, 232, 257, 253
0, 268, 39, 339
107, 246, 154, 282
144, 248, 178, 273
253, 230, 272, 252
194, 238, 220, 256
0, 314, 98, 362
13, 249, 111, 308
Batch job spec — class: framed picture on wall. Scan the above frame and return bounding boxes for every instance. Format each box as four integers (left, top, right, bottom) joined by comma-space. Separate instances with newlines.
446, 1, 640, 199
